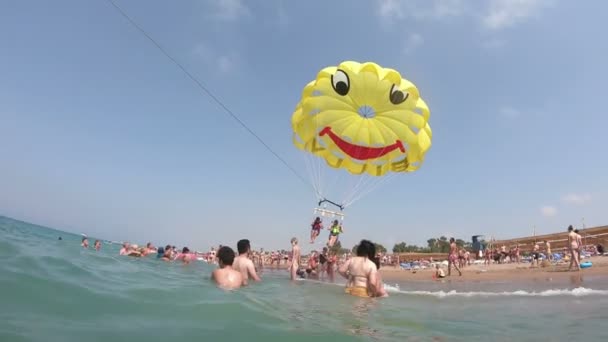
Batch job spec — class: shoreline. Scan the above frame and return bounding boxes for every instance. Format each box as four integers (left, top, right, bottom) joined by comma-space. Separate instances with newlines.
379, 256, 608, 284
259, 256, 608, 290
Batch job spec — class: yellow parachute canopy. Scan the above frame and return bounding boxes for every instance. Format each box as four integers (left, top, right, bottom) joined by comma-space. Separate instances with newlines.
292, 61, 432, 177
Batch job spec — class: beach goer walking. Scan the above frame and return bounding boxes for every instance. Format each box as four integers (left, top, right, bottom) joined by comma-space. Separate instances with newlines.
568, 225, 581, 271
448, 238, 462, 276
288, 238, 301, 281
530, 243, 540, 268
574, 229, 583, 261
211, 246, 243, 290
233, 239, 261, 286
310, 217, 323, 244
338, 239, 379, 297
544, 241, 552, 261
94, 240, 101, 251
81, 237, 89, 248
327, 220, 343, 248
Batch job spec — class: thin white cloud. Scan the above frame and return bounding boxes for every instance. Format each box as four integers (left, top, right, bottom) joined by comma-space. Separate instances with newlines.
217, 55, 236, 73
499, 106, 521, 119
561, 193, 592, 205
212, 0, 250, 21
403, 33, 424, 54
193, 43, 238, 73
540, 205, 557, 217
377, 0, 404, 20
482, 0, 552, 30
377, 0, 466, 21
376, 0, 552, 31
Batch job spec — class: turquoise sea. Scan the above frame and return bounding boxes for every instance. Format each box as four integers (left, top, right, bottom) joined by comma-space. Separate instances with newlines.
1, 216, 608, 341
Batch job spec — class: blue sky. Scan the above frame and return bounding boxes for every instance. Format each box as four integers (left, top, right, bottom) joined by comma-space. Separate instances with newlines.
1, 0, 607, 252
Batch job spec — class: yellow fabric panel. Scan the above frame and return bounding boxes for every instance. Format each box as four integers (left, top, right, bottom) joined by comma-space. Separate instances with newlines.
292, 61, 432, 176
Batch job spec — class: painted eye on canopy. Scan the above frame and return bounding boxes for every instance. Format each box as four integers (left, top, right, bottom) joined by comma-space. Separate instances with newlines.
389, 84, 409, 105
331, 69, 350, 96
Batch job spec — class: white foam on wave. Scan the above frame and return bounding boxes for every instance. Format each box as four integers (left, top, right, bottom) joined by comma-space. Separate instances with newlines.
384, 286, 608, 298
293, 279, 608, 298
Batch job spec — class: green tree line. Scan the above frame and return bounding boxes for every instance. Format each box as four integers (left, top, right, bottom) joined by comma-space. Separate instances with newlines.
322, 236, 481, 256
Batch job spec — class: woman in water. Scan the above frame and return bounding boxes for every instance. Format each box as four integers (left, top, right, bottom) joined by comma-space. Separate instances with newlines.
327, 220, 343, 248
370, 252, 388, 297
310, 217, 323, 244
338, 239, 378, 298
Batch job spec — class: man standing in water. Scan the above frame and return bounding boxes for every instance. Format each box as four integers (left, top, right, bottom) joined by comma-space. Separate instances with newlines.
233, 239, 261, 286
288, 237, 301, 281
211, 246, 243, 289
81, 237, 89, 248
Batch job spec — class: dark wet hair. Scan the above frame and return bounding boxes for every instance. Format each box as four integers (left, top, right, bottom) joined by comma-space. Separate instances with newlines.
217, 246, 236, 266
165, 245, 171, 250
450, 237, 455, 243
574, 229, 579, 233
356, 240, 376, 258
82, 237, 87, 242
237, 239, 251, 254
568, 225, 574, 231
372, 257, 381, 270
182, 247, 190, 253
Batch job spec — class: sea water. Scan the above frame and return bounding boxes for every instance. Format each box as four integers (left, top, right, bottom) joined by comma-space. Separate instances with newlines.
1, 216, 608, 341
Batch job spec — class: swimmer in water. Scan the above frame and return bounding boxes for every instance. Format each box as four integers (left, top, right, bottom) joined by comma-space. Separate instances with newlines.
233, 239, 261, 286
81, 237, 89, 248
288, 237, 301, 281
371, 255, 388, 297
211, 246, 243, 290
94, 240, 101, 251
119, 242, 130, 256
306, 251, 319, 279
338, 239, 378, 298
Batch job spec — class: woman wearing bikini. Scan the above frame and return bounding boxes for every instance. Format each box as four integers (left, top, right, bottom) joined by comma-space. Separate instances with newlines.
338, 240, 379, 297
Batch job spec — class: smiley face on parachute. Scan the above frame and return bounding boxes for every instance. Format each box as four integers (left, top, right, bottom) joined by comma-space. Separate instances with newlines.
292, 61, 432, 176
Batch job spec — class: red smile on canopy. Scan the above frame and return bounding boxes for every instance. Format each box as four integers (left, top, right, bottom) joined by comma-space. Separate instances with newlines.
319, 127, 405, 161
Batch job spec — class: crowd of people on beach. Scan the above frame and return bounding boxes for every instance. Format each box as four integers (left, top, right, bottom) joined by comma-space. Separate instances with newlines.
75, 222, 605, 298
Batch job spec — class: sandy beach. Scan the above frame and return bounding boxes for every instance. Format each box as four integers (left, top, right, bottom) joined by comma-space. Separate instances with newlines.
380, 256, 608, 285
